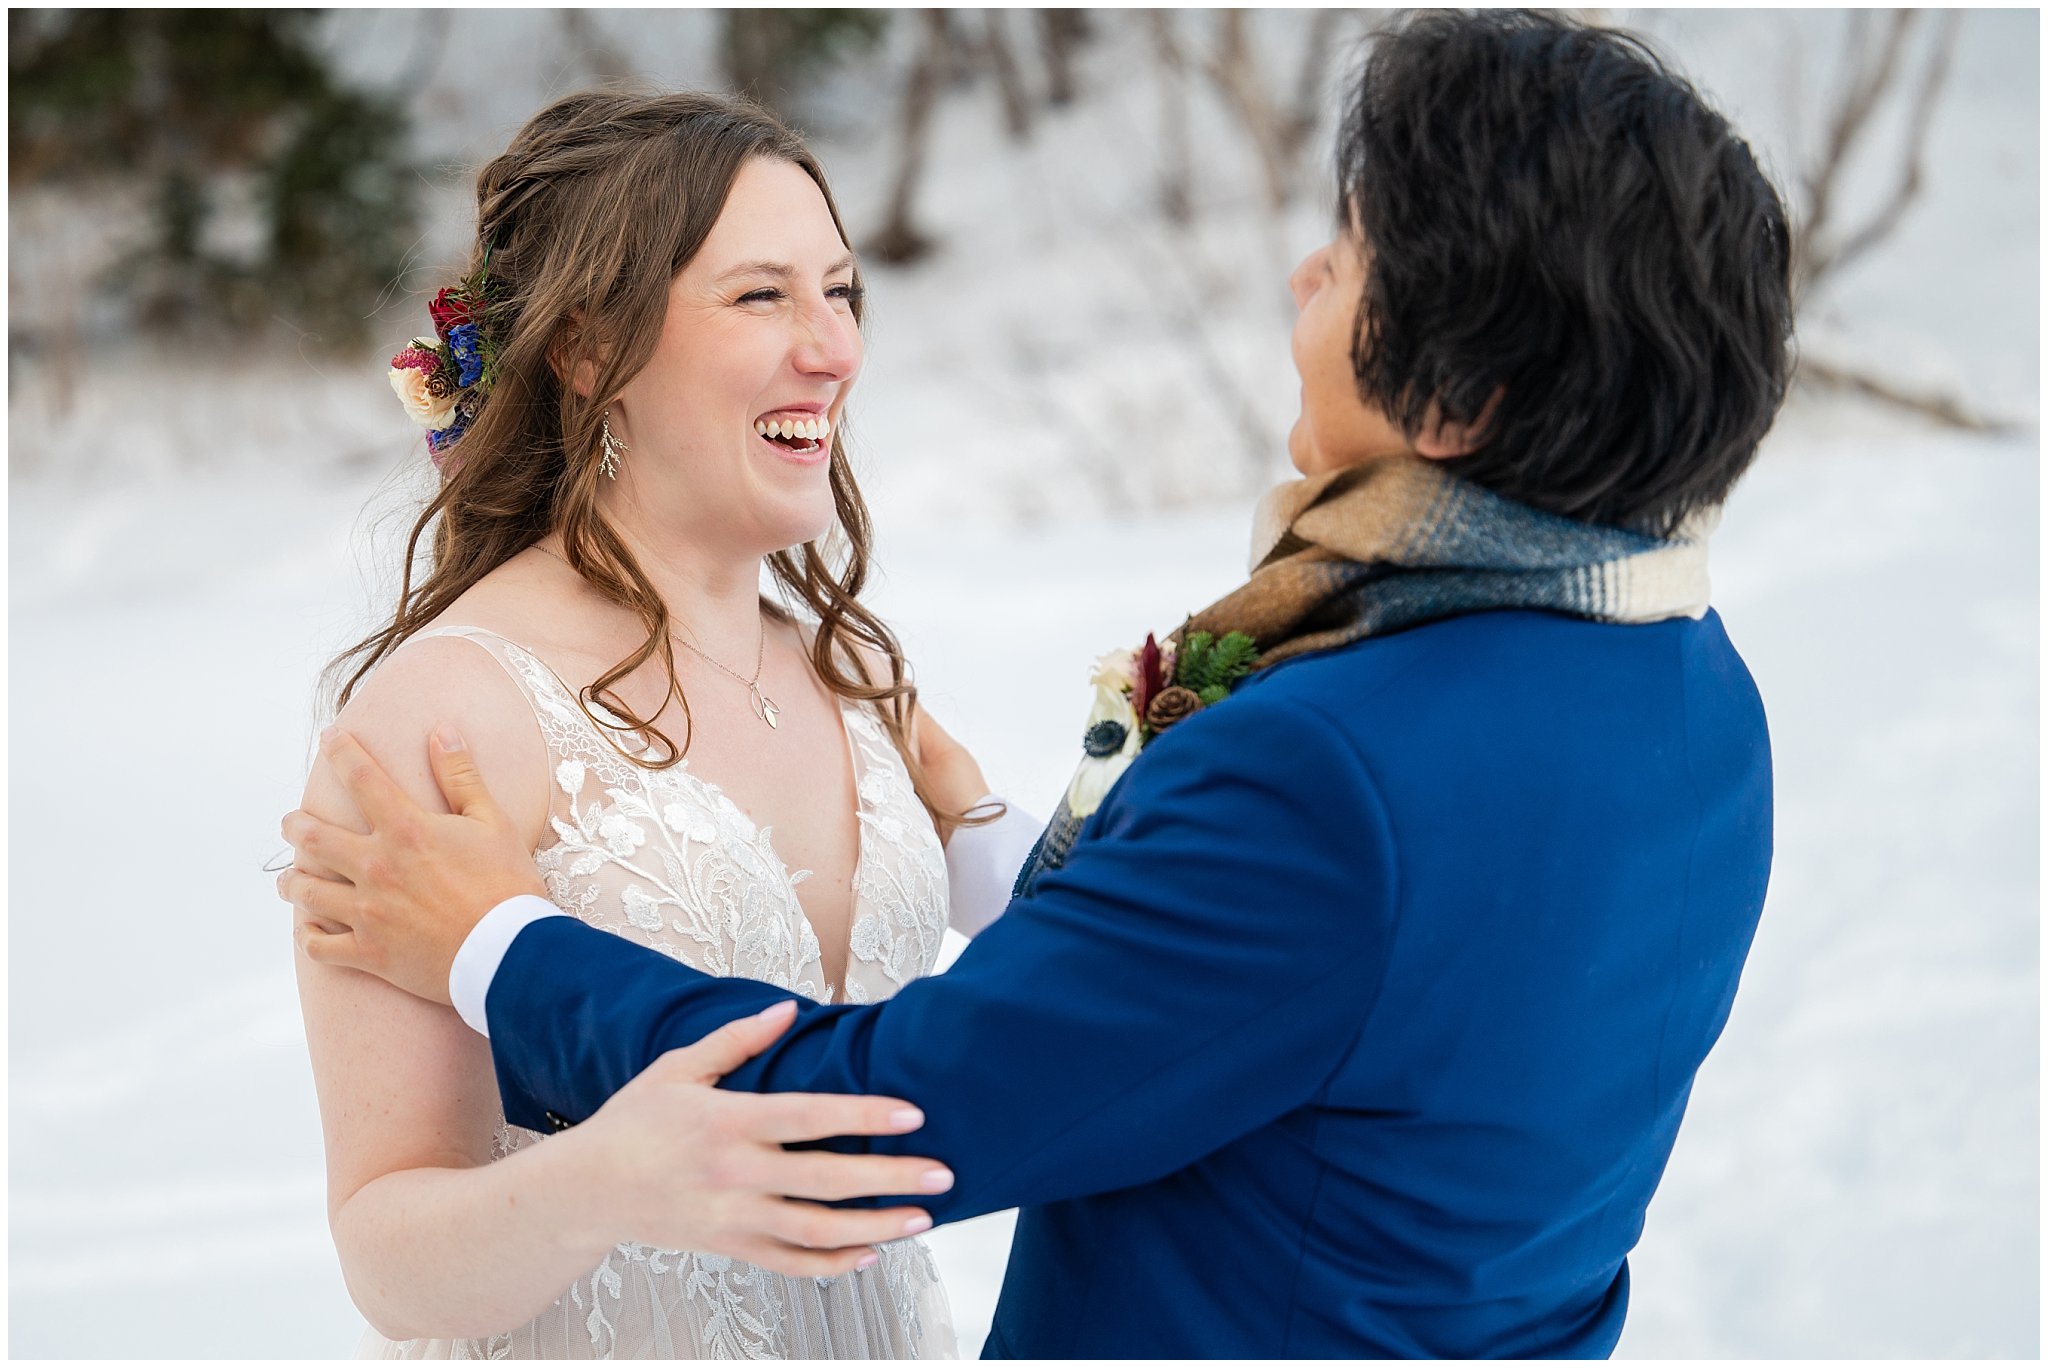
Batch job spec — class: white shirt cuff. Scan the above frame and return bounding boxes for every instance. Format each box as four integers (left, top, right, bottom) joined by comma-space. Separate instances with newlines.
449, 893, 572, 1037
945, 794, 1044, 939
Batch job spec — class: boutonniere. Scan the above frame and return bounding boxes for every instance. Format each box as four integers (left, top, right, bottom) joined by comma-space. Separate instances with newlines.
1012, 624, 1262, 899
1065, 627, 1259, 820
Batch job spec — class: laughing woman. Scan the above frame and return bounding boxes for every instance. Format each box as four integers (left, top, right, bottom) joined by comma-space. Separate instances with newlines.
294, 92, 1012, 1358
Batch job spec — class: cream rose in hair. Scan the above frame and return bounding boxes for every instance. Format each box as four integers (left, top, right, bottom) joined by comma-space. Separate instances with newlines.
388, 340, 460, 430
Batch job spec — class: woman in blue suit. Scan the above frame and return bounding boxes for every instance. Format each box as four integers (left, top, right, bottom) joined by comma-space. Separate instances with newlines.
287, 12, 1788, 1357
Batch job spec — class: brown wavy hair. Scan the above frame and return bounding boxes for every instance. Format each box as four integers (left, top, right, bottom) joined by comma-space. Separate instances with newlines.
331, 89, 982, 836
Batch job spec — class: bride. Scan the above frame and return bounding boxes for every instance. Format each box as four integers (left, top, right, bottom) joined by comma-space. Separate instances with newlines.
295, 90, 1012, 1358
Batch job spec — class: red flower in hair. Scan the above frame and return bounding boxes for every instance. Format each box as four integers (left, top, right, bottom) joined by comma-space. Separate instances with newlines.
427, 287, 474, 340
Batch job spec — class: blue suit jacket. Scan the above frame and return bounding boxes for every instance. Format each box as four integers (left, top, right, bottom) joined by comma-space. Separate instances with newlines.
486, 609, 1771, 1358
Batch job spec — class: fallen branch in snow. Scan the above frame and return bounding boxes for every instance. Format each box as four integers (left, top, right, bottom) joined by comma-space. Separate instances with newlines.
1793, 356, 2022, 434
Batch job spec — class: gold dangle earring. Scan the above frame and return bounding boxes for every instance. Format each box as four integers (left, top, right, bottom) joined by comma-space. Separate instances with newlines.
599, 408, 629, 480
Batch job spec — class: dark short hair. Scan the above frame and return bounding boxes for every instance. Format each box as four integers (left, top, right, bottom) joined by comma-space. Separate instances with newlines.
1336, 10, 1793, 534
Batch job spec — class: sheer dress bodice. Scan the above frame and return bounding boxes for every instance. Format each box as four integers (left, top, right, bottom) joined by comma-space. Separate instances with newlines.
365, 624, 957, 1360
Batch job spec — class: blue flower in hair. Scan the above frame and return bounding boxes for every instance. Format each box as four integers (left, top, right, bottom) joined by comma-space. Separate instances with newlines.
426, 403, 475, 464
448, 322, 485, 388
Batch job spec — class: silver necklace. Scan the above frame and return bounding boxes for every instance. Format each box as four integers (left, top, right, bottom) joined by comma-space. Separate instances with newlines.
533, 542, 781, 730
672, 626, 780, 730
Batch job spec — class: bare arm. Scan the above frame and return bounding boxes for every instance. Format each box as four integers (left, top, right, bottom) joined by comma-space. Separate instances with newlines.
294, 640, 946, 1340
294, 641, 628, 1340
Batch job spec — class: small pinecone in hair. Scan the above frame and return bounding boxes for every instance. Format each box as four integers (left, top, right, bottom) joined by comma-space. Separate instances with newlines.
425, 369, 457, 398
1146, 685, 1203, 734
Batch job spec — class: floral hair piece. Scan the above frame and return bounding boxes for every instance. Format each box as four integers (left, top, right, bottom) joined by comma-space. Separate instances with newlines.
388, 252, 500, 468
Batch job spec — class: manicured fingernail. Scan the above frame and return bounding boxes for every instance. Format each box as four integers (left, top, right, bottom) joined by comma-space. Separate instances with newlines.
920, 1168, 954, 1193
890, 1107, 924, 1129
434, 724, 464, 751
319, 726, 338, 749
856, 1252, 880, 1270
901, 1214, 932, 1235
757, 1000, 797, 1022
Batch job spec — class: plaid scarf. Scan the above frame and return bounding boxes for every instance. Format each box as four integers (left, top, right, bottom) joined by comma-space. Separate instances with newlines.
1011, 456, 1712, 897
1185, 454, 1712, 665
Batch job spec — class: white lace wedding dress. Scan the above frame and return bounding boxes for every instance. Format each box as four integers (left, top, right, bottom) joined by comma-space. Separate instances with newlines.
360, 624, 960, 1360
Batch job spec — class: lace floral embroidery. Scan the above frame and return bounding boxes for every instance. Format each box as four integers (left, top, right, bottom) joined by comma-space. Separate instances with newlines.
378, 626, 956, 1361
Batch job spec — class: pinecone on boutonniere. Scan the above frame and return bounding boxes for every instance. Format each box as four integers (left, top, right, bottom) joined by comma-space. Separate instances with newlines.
1146, 685, 1203, 733
1150, 629, 1258, 737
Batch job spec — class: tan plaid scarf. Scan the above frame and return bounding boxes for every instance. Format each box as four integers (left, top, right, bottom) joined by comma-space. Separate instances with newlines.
1184, 454, 1713, 670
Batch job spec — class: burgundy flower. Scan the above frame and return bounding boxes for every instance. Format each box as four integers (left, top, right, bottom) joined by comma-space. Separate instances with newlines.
428, 287, 474, 339
1133, 633, 1165, 722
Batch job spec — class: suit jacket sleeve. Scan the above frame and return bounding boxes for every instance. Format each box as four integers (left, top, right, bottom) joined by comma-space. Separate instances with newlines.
487, 689, 1399, 1223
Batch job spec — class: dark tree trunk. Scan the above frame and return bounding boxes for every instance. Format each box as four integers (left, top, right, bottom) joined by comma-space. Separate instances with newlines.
559, 9, 630, 85
721, 10, 795, 118
1038, 9, 1089, 106
983, 10, 1035, 141
1146, 10, 1195, 225
868, 10, 953, 265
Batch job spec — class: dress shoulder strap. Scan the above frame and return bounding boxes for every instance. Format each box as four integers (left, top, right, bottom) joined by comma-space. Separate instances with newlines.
397, 625, 656, 784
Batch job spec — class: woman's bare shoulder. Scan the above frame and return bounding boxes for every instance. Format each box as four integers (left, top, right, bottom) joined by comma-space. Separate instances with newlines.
428, 547, 627, 676
320, 635, 542, 817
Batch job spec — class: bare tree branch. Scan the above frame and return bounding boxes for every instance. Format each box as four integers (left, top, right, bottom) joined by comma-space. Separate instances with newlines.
1200, 8, 1351, 213
1774, 11, 2001, 433
1286, 8, 1345, 150
1795, 354, 2016, 433
1204, 11, 1295, 210
1807, 9, 1961, 284
1793, 9, 1917, 287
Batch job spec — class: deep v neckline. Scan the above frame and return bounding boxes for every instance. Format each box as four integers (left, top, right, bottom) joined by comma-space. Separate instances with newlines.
671, 695, 872, 1003
586, 679, 874, 1004
411, 624, 884, 1002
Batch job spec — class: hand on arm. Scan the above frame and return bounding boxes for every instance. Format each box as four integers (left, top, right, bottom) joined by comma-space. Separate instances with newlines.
484, 692, 1398, 1227
574, 1000, 953, 1260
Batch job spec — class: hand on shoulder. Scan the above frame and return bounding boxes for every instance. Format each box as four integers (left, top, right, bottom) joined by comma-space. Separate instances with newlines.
306, 633, 553, 850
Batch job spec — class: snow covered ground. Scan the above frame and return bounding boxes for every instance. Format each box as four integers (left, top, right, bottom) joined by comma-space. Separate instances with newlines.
8, 9, 2037, 1359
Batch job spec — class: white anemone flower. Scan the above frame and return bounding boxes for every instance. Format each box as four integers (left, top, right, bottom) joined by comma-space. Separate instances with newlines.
1064, 681, 1142, 819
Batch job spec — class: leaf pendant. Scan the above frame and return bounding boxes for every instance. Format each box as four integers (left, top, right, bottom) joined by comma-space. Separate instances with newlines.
752, 685, 780, 730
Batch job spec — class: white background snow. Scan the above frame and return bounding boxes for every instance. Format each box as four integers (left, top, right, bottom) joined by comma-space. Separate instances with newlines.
8, 9, 2037, 1358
